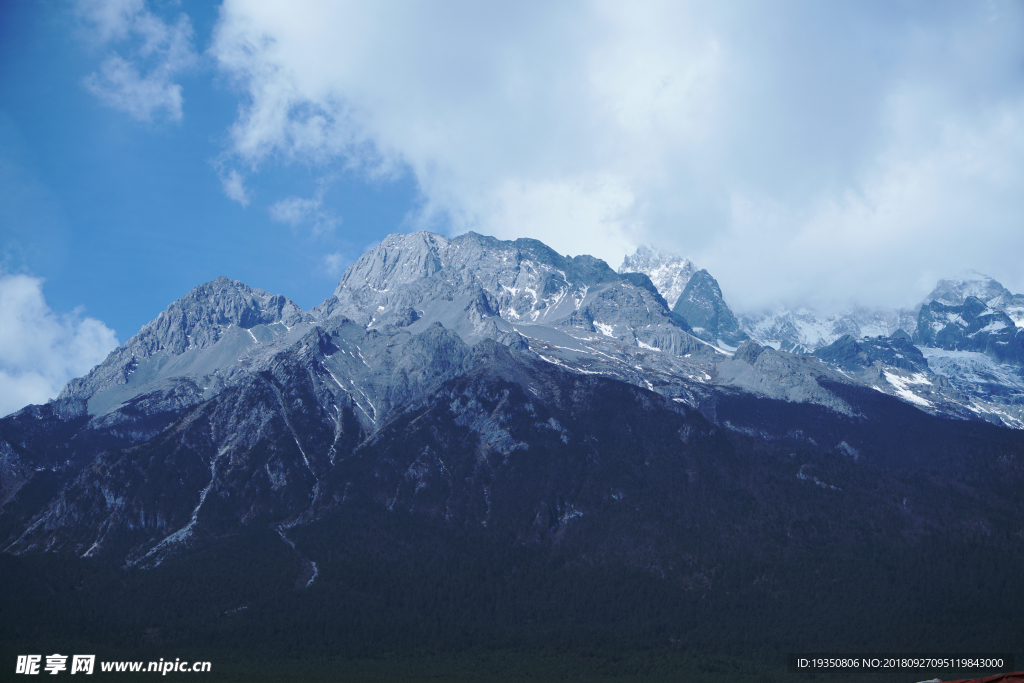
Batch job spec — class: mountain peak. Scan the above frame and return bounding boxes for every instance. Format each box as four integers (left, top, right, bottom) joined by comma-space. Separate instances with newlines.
333, 232, 451, 299
924, 270, 1015, 308
672, 269, 748, 348
618, 245, 697, 309
144, 277, 308, 354
57, 277, 311, 412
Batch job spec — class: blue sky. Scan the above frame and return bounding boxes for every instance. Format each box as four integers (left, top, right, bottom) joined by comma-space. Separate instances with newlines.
2, 0, 1024, 415
1, 0, 419, 331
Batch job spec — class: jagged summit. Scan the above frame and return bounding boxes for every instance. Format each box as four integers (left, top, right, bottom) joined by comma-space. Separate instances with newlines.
729, 273, 1024, 357
672, 269, 749, 349
58, 276, 313, 416
618, 245, 697, 309
319, 231, 704, 356
322, 231, 619, 327
37, 234, 1024, 435
144, 276, 309, 352
330, 232, 452, 298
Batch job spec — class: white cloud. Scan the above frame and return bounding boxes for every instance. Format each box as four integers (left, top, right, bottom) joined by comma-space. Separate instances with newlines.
321, 251, 346, 278
76, 0, 144, 43
80, 0, 198, 122
85, 54, 185, 121
269, 196, 318, 226
0, 273, 118, 417
210, 0, 1024, 309
480, 174, 639, 262
220, 169, 250, 207
268, 190, 339, 236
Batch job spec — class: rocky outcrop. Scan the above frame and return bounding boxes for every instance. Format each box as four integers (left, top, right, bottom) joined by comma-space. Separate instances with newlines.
672, 269, 749, 348
916, 296, 1024, 365
814, 334, 930, 374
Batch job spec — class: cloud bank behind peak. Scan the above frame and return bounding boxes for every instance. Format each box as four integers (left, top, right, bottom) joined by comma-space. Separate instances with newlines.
209, 0, 1024, 312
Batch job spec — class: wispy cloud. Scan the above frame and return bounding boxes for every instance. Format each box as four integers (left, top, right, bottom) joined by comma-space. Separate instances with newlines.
79, 0, 198, 122
269, 189, 340, 236
321, 251, 346, 278
0, 272, 118, 417
219, 168, 250, 207
85, 54, 186, 122
77, 0, 144, 43
210, 0, 1024, 311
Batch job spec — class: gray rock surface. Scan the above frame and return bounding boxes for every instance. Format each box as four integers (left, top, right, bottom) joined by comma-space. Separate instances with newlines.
59, 277, 314, 416
916, 296, 1024, 365
714, 346, 857, 416
319, 231, 709, 359
814, 334, 930, 374
672, 269, 749, 348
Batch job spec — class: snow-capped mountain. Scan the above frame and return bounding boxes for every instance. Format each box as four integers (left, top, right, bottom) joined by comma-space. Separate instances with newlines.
737, 306, 919, 354
618, 245, 696, 309
58, 277, 315, 418
4, 230, 1024, 664
917, 296, 1024, 364
49, 237, 1023, 443
616, 245, 921, 353
924, 269, 1024, 308
318, 231, 697, 355
3, 231, 1024, 564
578, 243, 1024, 426
734, 271, 1024, 356
617, 248, 747, 349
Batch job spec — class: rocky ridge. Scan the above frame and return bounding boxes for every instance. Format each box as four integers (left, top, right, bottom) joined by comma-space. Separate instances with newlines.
618, 244, 1024, 426
3, 231, 1024, 573
671, 269, 749, 349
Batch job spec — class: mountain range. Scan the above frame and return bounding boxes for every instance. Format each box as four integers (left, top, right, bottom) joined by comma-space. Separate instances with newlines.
2, 231, 1023, 676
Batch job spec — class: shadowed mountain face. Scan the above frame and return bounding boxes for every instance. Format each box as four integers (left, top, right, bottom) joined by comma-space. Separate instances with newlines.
917, 296, 1024, 365
813, 334, 930, 374
4, 232, 1024, 664
671, 269, 749, 349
